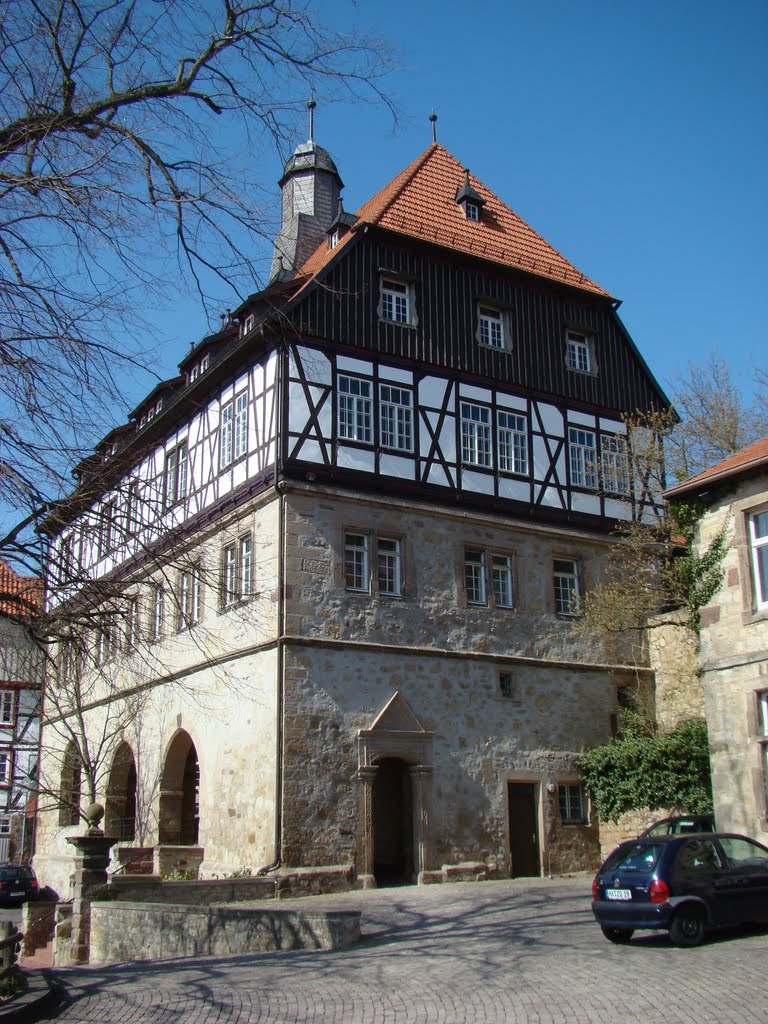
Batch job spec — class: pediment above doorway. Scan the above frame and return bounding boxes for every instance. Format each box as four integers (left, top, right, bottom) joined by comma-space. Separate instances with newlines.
361, 691, 430, 737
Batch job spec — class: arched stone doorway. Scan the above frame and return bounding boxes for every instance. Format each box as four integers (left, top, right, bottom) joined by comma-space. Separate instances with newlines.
357, 692, 433, 888
372, 757, 414, 886
105, 741, 136, 841
158, 730, 199, 845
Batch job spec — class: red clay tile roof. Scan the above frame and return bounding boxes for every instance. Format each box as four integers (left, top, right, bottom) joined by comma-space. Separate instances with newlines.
664, 436, 768, 500
0, 560, 41, 617
297, 143, 610, 297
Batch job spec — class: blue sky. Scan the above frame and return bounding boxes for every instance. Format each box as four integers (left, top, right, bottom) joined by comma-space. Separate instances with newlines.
123, 0, 768, 416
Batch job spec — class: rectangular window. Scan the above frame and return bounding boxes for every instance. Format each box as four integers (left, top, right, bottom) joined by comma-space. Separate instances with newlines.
223, 544, 237, 608
465, 202, 480, 222
240, 536, 253, 600
381, 278, 410, 324
479, 306, 504, 349
344, 533, 369, 592
151, 587, 164, 642
165, 443, 188, 507
497, 412, 528, 475
234, 391, 248, 461
554, 559, 581, 615
601, 435, 630, 495
0, 817, 10, 836
569, 427, 597, 489
566, 330, 591, 373
126, 480, 140, 535
220, 401, 234, 468
749, 510, 768, 611
492, 554, 514, 608
179, 568, 202, 630
377, 538, 402, 596
498, 672, 517, 700
0, 752, 10, 787
461, 403, 492, 468
380, 385, 413, 451
338, 376, 372, 444
559, 784, 587, 824
0, 691, 13, 726
223, 536, 253, 608
126, 598, 139, 650
465, 548, 487, 605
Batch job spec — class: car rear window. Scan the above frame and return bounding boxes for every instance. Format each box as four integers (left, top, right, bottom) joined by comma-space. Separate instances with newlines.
0, 866, 33, 881
602, 843, 663, 873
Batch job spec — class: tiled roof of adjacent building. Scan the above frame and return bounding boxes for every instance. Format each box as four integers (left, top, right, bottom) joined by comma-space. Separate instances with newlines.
297, 143, 611, 298
664, 436, 768, 500
0, 560, 41, 617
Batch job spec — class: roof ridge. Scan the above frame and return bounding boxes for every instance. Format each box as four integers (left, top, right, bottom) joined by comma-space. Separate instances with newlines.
355, 143, 440, 224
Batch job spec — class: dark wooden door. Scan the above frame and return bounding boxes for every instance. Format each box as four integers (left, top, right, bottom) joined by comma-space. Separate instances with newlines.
373, 758, 414, 886
508, 782, 540, 877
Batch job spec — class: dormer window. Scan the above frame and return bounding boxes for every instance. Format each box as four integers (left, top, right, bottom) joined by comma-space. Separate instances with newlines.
478, 305, 506, 349
241, 314, 255, 337
455, 168, 486, 222
565, 329, 595, 374
379, 276, 416, 326
465, 202, 480, 222
329, 228, 340, 249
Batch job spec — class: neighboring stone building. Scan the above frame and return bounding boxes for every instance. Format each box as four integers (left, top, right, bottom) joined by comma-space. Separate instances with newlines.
664, 437, 768, 841
0, 561, 43, 862
35, 120, 671, 895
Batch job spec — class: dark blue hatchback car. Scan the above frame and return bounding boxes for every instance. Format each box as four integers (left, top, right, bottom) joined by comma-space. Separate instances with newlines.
592, 832, 768, 946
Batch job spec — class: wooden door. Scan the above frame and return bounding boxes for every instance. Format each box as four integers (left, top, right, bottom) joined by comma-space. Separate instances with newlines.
508, 782, 540, 877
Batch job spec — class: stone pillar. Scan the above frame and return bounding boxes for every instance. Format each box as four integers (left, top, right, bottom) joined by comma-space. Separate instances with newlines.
356, 765, 378, 889
410, 764, 433, 883
65, 803, 118, 965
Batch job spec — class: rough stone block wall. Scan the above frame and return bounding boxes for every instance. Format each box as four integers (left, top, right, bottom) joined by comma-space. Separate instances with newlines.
648, 609, 703, 731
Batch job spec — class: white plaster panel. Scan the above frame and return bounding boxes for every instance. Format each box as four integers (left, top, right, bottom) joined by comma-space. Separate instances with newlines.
220, 384, 234, 405
426, 462, 454, 488
496, 392, 527, 412
233, 460, 247, 490
295, 439, 323, 465
532, 437, 553, 482
458, 383, 492, 403
570, 491, 601, 516
603, 498, 630, 521
292, 346, 331, 386
439, 420, 457, 462
499, 478, 530, 502
538, 485, 565, 508
288, 382, 310, 432
461, 470, 495, 495
337, 446, 375, 473
378, 365, 413, 385
533, 402, 563, 436
599, 417, 625, 434
317, 392, 332, 435
418, 377, 449, 408
379, 454, 417, 480
568, 409, 597, 428
336, 355, 373, 376
219, 475, 232, 497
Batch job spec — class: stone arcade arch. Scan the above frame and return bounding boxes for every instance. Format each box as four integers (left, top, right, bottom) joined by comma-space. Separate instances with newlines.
158, 730, 199, 846
357, 693, 433, 888
105, 741, 137, 841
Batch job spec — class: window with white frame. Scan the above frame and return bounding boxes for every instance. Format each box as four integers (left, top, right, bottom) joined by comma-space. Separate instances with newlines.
757, 691, 768, 812
223, 544, 237, 607
234, 391, 248, 461
220, 400, 234, 468
0, 750, 11, 787
554, 559, 581, 615
497, 412, 528, 475
569, 427, 598, 489
150, 586, 164, 642
559, 783, 587, 824
566, 330, 592, 373
380, 385, 413, 451
165, 442, 188, 507
126, 480, 141, 535
749, 510, 768, 611
240, 536, 253, 600
492, 554, 514, 608
601, 434, 630, 495
0, 817, 10, 836
223, 535, 253, 608
377, 538, 402, 596
178, 567, 202, 630
126, 598, 139, 650
461, 402, 492, 468
338, 376, 373, 444
479, 306, 505, 349
465, 201, 480, 222
380, 278, 411, 324
0, 691, 13, 726
344, 533, 369, 592
464, 548, 487, 605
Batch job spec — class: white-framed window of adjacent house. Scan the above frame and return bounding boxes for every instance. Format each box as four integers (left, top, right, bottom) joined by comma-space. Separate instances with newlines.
601, 434, 630, 495
478, 306, 505, 349
569, 427, 598, 489
234, 391, 249, 461
338, 376, 373, 444
559, 783, 587, 824
379, 384, 413, 451
491, 554, 514, 608
178, 567, 202, 630
461, 402, 492, 468
749, 509, 768, 611
554, 558, 581, 615
0, 817, 10, 836
464, 548, 487, 605
0, 751, 12, 787
497, 411, 528, 475
376, 538, 402, 596
220, 399, 234, 468
344, 533, 370, 592
0, 691, 13, 727
565, 330, 592, 373
380, 278, 411, 324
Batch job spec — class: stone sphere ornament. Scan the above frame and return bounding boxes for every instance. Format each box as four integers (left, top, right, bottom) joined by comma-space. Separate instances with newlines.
85, 802, 105, 835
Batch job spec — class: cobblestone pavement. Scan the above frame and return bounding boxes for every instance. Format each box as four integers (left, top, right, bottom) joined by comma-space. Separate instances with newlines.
33, 876, 767, 1023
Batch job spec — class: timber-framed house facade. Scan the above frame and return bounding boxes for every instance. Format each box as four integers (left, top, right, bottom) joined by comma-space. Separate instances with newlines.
36, 129, 669, 892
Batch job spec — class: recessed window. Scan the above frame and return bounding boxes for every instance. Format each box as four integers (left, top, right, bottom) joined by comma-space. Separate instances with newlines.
566, 330, 592, 373
0, 817, 10, 836
569, 428, 597, 489
344, 533, 370, 592
498, 412, 528, 475
498, 672, 517, 700
464, 549, 487, 605
601, 435, 630, 495
554, 559, 581, 616
178, 567, 202, 631
461, 402, 492, 468
242, 314, 255, 337
338, 376, 373, 444
223, 535, 253, 608
0, 750, 11, 787
377, 538, 402, 596
125, 598, 140, 651
234, 391, 249, 462
465, 202, 480, 222
749, 511, 768, 611
380, 384, 413, 452
329, 228, 340, 249
165, 442, 188, 507
478, 306, 504, 349
380, 278, 411, 325
220, 401, 234, 468
0, 692, 13, 727
559, 784, 587, 824
492, 554, 514, 608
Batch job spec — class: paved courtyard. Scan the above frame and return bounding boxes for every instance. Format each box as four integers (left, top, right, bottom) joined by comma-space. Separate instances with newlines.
31, 876, 766, 1023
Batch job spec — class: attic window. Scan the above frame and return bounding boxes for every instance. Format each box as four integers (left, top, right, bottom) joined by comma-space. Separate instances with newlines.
455, 169, 485, 222
241, 314, 255, 337
465, 202, 480, 222
329, 228, 340, 249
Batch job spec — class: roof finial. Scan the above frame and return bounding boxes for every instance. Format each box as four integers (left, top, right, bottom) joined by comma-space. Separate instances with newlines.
429, 110, 437, 144
307, 97, 317, 142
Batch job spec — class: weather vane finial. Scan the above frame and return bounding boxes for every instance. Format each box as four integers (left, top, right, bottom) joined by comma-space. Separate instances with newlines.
308, 97, 317, 142
429, 110, 437, 143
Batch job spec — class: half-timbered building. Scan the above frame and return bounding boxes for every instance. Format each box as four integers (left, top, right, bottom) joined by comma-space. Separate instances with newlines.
35, 128, 669, 893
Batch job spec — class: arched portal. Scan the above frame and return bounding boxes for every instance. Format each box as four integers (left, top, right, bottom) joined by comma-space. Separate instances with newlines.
372, 757, 414, 886
158, 730, 199, 845
105, 741, 136, 840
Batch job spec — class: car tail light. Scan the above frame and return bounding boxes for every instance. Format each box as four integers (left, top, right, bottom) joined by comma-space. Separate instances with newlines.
30, 880, 38, 891
649, 878, 669, 903
592, 877, 599, 899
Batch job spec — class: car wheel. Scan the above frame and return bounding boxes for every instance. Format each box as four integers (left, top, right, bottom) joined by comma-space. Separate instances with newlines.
669, 906, 706, 947
601, 926, 634, 944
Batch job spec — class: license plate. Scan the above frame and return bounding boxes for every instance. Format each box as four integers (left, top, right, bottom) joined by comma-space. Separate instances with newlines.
9, 891, 23, 897
606, 888, 632, 901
